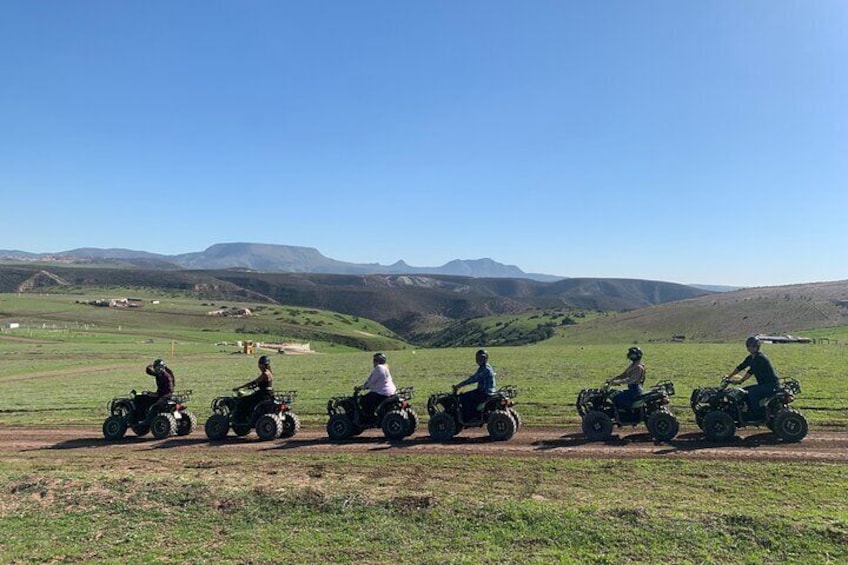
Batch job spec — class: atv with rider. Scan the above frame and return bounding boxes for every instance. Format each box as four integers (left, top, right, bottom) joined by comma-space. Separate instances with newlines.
204, 388, 300, 441
102, 389, 196, 440
576, 380, 679, 442
326, 386, 418, 441
690, 376, 807, 442
426, 385, 521, 441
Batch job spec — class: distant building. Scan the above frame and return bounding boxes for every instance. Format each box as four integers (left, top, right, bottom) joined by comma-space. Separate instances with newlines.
756, 333, 812, 344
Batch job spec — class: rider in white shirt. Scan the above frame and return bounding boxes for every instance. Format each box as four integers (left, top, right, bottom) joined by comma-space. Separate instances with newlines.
360, 352, 397, 420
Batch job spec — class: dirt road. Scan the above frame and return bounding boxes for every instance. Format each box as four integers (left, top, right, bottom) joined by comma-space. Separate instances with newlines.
4, 425, 847, 463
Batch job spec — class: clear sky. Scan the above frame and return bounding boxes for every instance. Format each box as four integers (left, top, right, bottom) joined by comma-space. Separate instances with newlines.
1, 1, 846, 287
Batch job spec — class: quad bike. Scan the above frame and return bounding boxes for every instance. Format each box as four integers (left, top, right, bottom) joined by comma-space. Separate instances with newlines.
576, 381, 679, 442
690, 377, 807, 442
426, 385, 521, 441
103, 389, 196, 441
204, 388, 300, 441
326, 386, 418, 441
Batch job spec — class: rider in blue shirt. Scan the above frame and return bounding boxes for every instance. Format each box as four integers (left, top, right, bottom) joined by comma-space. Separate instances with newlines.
454, 349, 496, 422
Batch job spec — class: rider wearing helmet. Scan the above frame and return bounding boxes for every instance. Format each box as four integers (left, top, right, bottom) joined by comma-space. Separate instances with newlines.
606, 347, 646, 411
233, 355, 275, 419
454, 349, 497, 422
360, 352, 397, 422
143, 358, 176, 414
725, 336, 780, 418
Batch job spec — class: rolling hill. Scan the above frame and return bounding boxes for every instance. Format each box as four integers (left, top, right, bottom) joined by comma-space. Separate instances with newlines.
0, 264, 708, 345
555, 279, 848, 344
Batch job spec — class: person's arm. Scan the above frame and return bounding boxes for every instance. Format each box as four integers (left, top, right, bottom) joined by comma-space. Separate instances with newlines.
607, 369, 628, 385
234, 375, 259, 391
362, 367, 378, 390
618, 365, 643, 385
455, 368, 481, 389
727, 358, 751, 384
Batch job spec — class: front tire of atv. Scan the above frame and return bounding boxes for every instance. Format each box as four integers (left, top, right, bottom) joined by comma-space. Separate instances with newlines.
280, 412, 301, 438
507, 408, 523, 432
694, 411, 706, 432
255, 414, 283, 441
428, 412, 457, 441
582, 410, 613, 442
647, 410, 679, 442
103, 415, 128, 440
404, 408, 419, 437
327, 414, 355, 440
151, 413, 178, 439
382, 410, 409, 441
205, 414, 230, 441
176, 411, 197, 436
131, 424, 150, 437
773, 409, 808, 443
487, 410, 517, 441
702, 411, 735, 442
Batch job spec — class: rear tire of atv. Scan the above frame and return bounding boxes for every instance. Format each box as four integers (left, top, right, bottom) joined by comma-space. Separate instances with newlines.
773, 409, 808, 443
151, 413, 177, 440
582, 410, 613, 442
103, 415, 128, 441
327, 414, 355, 440
205, 414, 230, 441
382, 410, 409, 441
131, 424, 150, 437
487, 410, 517, 441
255, 414, 283, 441
280, 412, 301, 438
428, 412, 458, 441
176, 411, 197, 436
647, 410, 679, 442
702, 411, 735, 442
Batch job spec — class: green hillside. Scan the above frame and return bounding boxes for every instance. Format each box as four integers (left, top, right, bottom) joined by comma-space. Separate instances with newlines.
0, 293, 406, 352
555, 280, 848, 344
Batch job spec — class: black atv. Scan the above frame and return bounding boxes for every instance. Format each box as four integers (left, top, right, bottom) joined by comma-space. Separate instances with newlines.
102, 389, 196, 441
204, 388, 300, 441
576, 381, 679, 442
690, 377, 808, 442
326, 386, 418, 441
426, 385, 521, 441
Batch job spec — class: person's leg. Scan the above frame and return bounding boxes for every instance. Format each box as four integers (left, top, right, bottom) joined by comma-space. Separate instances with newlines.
360, 392, 379, 421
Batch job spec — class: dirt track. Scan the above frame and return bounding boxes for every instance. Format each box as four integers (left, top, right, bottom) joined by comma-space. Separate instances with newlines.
4, 425, 848, 463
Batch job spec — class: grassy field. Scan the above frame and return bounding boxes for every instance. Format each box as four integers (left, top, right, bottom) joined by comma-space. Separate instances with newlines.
2, 449, 847, 564
1, 292, 847, 563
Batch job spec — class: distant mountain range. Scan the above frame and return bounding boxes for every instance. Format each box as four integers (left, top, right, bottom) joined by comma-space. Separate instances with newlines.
0, 242, 565, 281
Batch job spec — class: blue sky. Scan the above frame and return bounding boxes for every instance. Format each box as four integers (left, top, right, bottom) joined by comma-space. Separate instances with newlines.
1, 1, 845, 287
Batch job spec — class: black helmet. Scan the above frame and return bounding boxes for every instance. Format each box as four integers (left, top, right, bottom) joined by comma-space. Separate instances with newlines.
373, 352, 387, 364
258, 355, 271, 367
475, 349, 489, 361
153, 358, 166, 371
745, 336, 761, 349
627, 347, 643, 361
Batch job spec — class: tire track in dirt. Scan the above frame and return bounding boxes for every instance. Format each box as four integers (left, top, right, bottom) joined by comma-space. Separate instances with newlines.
4, 426, 847, 463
